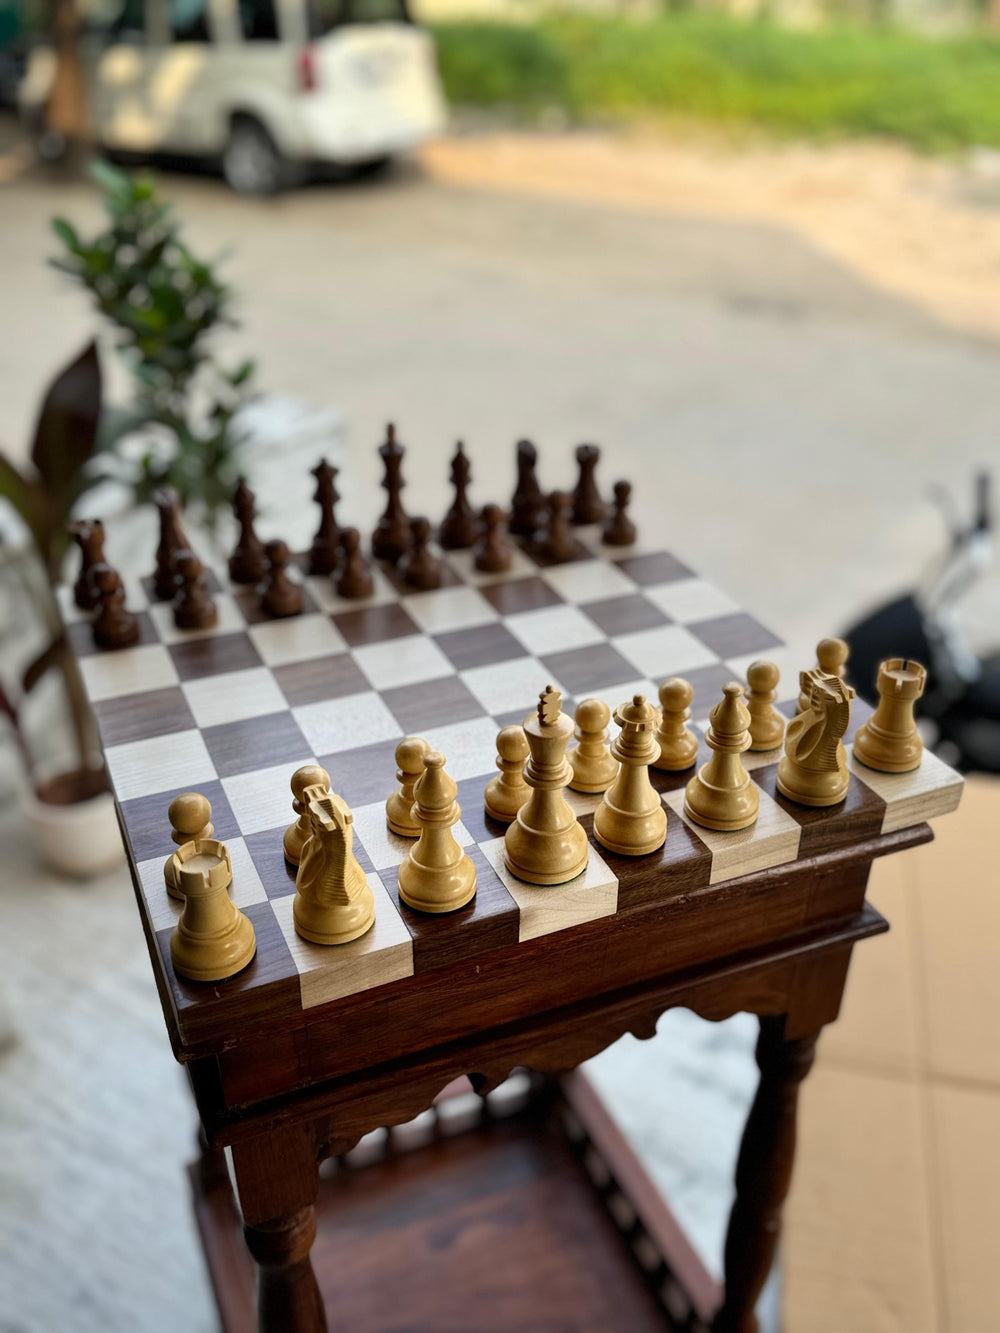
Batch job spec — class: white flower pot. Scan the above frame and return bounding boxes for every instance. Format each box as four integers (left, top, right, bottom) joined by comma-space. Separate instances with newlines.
21, 760, 125, 880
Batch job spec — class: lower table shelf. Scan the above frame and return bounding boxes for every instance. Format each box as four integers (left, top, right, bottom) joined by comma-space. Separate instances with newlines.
191, 1072, 720, 1333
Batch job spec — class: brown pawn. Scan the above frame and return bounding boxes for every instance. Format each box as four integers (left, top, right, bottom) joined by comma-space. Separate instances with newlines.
173, 549, 217, 631
164, 791, 216, 899
474, 504, 512, 573
602, 480, 636, 547
509, 439, 546, 538
372, 424, 413, 563
90, 562, 140, 650
746, 660, 786, 752
260, 539, 303, 618
336, 528, 374, 599
535, 491, 577, 564
152, 486, 191, 600
228, 477, 267, 585
399, 517, 442, 591
439, 442, 478, 550
68, 518, 106, 610
308, 459, 341, 576
571, 444, 607, 525
798, 637, 849, 711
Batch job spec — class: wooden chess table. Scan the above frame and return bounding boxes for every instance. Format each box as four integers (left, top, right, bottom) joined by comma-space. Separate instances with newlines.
62, 533, 963, 1332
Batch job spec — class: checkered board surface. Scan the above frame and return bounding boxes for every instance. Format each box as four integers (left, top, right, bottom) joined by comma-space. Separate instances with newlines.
61, 533, 963, 1017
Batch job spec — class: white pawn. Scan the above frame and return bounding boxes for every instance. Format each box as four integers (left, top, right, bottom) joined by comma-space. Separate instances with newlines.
484, 726, 531, 824
746, 660, 786, 752
568, 698, 618, 793
653, 678, 699, 771
164, 791, 216, 900
283, 764, 331, 866
399, 752, 477, 914
386, 736, 430, 837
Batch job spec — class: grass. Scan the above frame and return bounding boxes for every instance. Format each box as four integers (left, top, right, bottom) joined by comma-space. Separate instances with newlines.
430, 14, 1000, 151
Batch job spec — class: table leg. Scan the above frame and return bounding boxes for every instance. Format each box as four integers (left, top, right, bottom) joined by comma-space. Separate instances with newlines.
231, 1123, 327, 1333
712, 1015, 819, 1333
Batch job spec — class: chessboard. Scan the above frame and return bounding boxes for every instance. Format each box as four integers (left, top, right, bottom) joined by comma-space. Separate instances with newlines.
60, 533, 964, 1043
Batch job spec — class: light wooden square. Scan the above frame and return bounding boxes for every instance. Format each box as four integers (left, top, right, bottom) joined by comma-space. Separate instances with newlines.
271, 873, 414, 1008
847, 745, 964, 834
249, 613, 348, 667
147, 593, 248, 646
352, 799, 474, 871
137, 836, 267, 932
663, 785, 801, 885
105, 728, 217, 801
403, 587, 498, 635
542, 559, 637, 603
182, 666, 288, 729
292, 690, 401, 755
304, 567, 398, 614
79, 644, 180, 703
444, 548, 537, 586
645, 578, 740, 625
480, 836, 618, 942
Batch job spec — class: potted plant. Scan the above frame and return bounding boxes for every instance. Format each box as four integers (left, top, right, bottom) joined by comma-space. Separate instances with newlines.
0, 340, 123, 877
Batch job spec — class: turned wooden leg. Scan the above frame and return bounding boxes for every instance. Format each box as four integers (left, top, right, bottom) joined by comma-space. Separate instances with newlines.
712, 1015, 819, 1333
231, 1122, 327, 1333
244, 1206, 326, 1333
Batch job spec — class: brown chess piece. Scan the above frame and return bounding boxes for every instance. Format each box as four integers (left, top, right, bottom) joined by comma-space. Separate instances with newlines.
535, 491, 577, 564
509, 438, 546, 538
571, 444, 607, 526
68, 518, 106, 611
474, 504, 512, 573
152, 486, 191, 600
372, 424, 413, 564
336, 528, 374, 599
91, 562, 141, 650
308, 459, 341, 576
173, 549, 218, 631
602, 480, 637, 547
439, 442, 478, 550
228, 477, 267, 585
399, 517, 442, 591
260, 539, 303, 618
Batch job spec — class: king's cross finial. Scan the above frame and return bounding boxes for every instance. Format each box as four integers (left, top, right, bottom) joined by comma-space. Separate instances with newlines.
538, 684, 561, 727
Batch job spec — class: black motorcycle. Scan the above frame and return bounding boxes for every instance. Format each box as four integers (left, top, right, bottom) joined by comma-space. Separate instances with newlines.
844, 473, 1000, 774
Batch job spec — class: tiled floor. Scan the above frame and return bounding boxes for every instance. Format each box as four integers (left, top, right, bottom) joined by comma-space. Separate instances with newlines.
784, 775, 1000, 1333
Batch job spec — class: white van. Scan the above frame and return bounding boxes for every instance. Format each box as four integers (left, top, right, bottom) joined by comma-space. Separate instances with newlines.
20, 0, 447, 192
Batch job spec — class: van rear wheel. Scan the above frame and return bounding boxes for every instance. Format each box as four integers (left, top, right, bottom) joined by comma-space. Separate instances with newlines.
222, 117, 289, 195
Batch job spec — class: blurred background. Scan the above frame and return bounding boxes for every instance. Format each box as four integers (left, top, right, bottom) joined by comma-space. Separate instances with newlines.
1, 0, 998, 1328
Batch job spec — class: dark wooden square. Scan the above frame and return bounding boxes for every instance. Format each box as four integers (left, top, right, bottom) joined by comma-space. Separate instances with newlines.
155, 899, 301, 1046
580, 811, 712, 909
613, 552, 693, 586
541, 644, 638, 699
274, 654, 371, 708
66, 611, 158, 658
433, 622, 529, 672
121, 778, 240, 863
382, 676, 486, 735
395, 846, 519, 973
690, 612, 782, 660
480, 578, 565, 616
683, 663, 748, 719
318, 737, 409, 808
244, 826, 301, 898
169, 632, 263, 681
580, 594, 671, 637
202, 711, 311, 779
332, 603, 420, 647
455, 774, 509, 844
233, 584, 319, 626
93, 686, 196, 747
752, 763, 886, 858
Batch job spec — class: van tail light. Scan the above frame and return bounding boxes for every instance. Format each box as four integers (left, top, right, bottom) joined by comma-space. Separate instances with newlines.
298, 45, 318, 92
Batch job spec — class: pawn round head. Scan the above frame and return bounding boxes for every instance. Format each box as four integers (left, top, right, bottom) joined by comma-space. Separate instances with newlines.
817, 637, 849, 674
175, 549, 200, 580
169, 790, 211, 836
575, 696, 610, 735
659, 677, 693, 714
266, 539, 290, 568
747, 659, 779, 695
576, 442, 599, 465
613, 480, 631, 505
396, 735, 430, 777
410, 516, 431, 543
290, 764, 330, 800
497, 725, 529, 763
481, 503, 503, 529
340, 527, 360, 554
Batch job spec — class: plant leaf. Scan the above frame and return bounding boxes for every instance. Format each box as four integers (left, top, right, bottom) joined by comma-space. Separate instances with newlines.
29, 341, 103, 495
